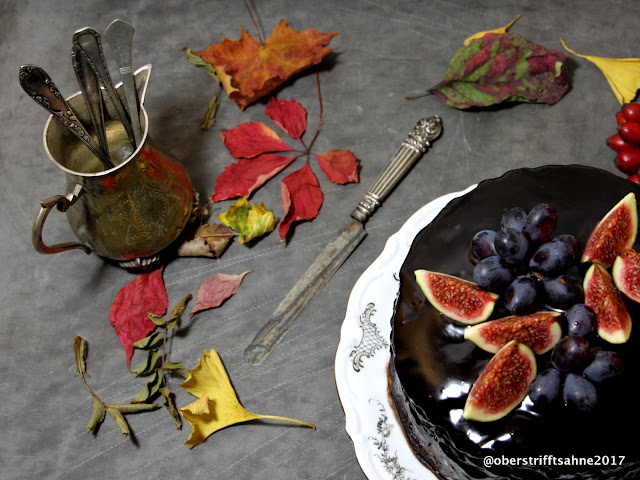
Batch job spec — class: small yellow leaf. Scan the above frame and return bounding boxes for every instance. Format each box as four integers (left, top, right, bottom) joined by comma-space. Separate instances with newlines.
179, 349, 315, 447
74, 335, 87, 376
561, 38, 640, 105
464, 14, 521, 45
217, 197, 277, 244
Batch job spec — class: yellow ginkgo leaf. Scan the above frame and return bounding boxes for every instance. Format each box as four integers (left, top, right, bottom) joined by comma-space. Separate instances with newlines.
179, 349, 315, 447
464, 14, 521, 45
561, 38, 640, 105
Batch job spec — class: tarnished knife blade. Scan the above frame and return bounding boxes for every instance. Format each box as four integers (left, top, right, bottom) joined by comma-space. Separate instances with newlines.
244, 116, 443, 365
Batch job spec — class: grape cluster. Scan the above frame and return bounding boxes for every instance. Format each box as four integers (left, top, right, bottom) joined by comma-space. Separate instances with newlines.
530, 303, 624, 413
607, 102, 640, 183
471, 203, 584, 314
469, 204, 625, 413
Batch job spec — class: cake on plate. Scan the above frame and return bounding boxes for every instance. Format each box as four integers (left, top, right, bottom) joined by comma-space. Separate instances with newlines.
389, 165, 640, 480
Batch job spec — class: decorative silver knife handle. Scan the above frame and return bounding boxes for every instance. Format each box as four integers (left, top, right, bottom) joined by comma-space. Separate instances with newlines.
350, 115, 442, 223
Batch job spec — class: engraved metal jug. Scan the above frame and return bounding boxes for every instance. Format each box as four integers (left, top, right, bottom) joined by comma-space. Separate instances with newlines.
33, 65, 197, 268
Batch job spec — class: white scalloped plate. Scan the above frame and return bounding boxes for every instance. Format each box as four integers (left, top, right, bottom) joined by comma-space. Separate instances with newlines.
335, 185, 476, 480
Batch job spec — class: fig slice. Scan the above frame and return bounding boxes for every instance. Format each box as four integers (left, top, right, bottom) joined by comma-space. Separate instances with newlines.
463, 340, 536, 422
584, 263, 632, 344
581, 192, 637, 268
612, 248, 640, 303
415, 269, 498, 324
464, 311, 562, 354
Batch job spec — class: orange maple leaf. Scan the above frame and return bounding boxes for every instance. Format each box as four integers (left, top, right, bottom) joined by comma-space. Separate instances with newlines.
195, 20, 339, 110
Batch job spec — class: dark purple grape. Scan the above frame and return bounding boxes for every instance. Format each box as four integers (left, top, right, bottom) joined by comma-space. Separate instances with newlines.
473, 256, 514, 293
494, 228, 530, 265
582, 351, 624, 384
529, 368, 562, 409
471, 230, 498, 261
565, 303, 596, 337
523, 203, 558, 244
551, 336, 590, 373
501, 207, 528, 231
503, 275, 539, 315
541, 274, 584, 309
552, 234, 583, 259
529, 241, 574, 276
563, 373, 598, 413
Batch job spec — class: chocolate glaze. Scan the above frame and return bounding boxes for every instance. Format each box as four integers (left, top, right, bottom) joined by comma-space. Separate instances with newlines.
390, 165, 640, 480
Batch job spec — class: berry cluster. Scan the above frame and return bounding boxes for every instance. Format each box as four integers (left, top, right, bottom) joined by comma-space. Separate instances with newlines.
471, 204, 583, 314
607, 102, 640, 182
530, 305, 624, 413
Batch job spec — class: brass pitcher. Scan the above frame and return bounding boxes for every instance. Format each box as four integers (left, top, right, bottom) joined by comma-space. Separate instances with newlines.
33, 65, 198, 268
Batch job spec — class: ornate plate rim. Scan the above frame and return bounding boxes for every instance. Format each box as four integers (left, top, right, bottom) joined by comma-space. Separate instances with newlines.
335, 185, 477, 480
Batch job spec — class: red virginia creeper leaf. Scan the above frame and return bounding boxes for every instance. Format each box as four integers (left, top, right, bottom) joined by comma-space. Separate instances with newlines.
429, 32, 568, 109
110, 267, 168, 367
221, 122, 292, 159
194, 20, 339, 110
189, 271, 250, 316
279, 161, 323, 241
313, 150, 359, 184
210, 154, 297, 202
265, 98, 307, 139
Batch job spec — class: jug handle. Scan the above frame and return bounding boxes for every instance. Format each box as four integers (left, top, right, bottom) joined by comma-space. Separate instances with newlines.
32, 184, 92, 255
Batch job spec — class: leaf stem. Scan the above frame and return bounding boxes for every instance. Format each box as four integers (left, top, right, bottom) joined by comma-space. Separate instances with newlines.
306, 70, 324, 153
243, 0, 264, 45
257, 414, 317, 429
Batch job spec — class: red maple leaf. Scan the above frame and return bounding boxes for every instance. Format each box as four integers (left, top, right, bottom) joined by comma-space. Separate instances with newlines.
211, 94, 359, 241
109, 267, 168, 367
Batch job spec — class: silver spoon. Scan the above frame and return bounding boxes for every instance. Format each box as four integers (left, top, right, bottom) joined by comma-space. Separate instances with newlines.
72, 27, 136, 146
71, 44, 109, 157
19, 64, 114, 170
103, 19, 142, 147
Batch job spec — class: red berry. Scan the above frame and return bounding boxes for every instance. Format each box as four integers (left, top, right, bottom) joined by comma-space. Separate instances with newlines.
628, 174, 640, 185
622, 102, 640, 122
617, 112, 626, 125
616, 148, 640, 174
619, 121, 640, 145
607, 133, 636, 152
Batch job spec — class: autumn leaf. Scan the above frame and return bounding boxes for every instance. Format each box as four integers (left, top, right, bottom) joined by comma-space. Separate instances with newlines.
179, 349, 315, 447
213, 96, 358, 242
110, 267, 168, 367
189, 271, 250, 316
279, 161, 323, 241
464, 14, 521, 45
221, 122, 292, 158
210, 154, 297, 202
561, 38, 640, 105
218, 197, 278, 244
265, 97, 307, 139
177, 223, 234, 258
313, 150, 359, 184
194, 20, 339, 110
414, 32, 568, 109
181, 47, 222, 130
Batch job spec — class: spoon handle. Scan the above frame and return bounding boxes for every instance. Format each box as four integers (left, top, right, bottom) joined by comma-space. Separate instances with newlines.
103, 19, 143, 146
71, 44, 109, 157
72, 27, 136, 146
19, 64, 114, 170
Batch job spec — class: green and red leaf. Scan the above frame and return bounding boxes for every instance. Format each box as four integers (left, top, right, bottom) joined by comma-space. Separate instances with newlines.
430, 32, 568, 109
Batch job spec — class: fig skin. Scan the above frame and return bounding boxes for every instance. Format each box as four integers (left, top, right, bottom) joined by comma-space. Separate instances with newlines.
415, 269, 498, 325
612, 248, 640, 303
463, 340, 536, 422
581, 192, 638, 269
583, 263, 632, 344
464, 311, 562, 354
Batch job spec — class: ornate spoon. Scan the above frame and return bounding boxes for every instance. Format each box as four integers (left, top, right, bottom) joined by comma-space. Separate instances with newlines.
19, 64, 114, 170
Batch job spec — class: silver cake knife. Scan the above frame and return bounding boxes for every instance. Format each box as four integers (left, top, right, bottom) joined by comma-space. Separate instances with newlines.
244, 116, 443, 365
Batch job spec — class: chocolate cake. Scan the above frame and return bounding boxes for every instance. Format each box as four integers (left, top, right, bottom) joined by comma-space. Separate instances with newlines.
390, 165, 640, 479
